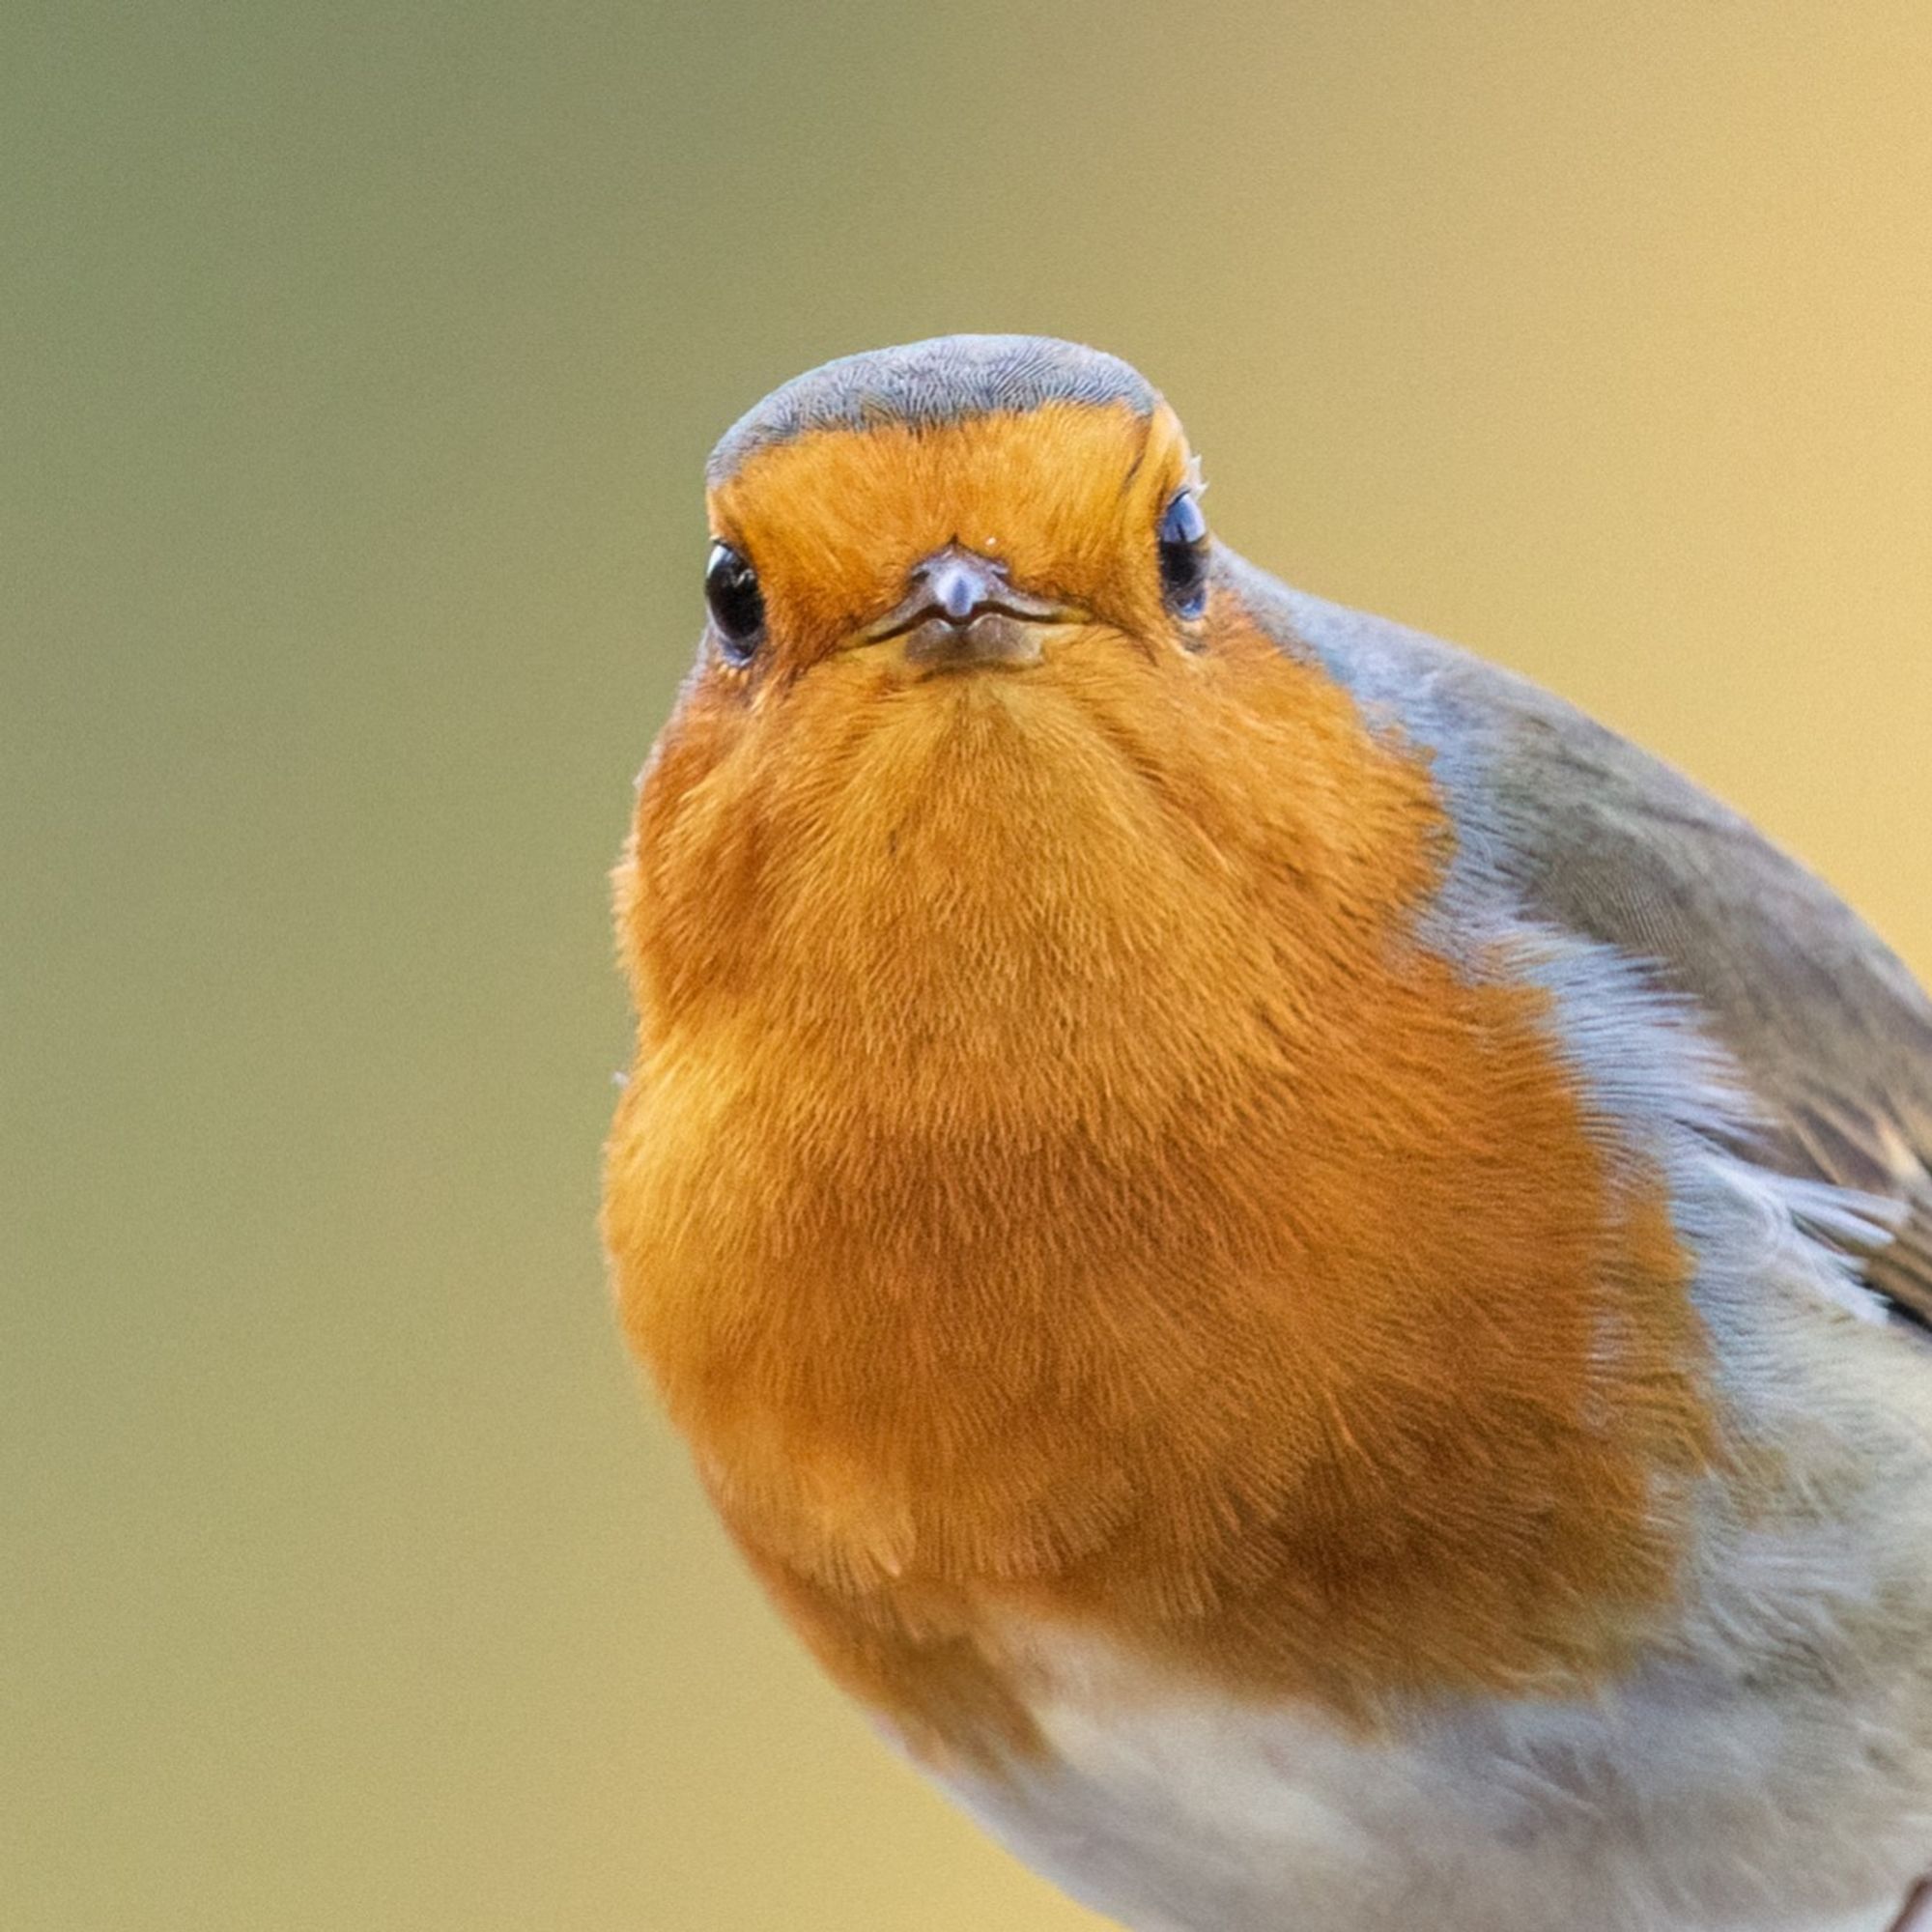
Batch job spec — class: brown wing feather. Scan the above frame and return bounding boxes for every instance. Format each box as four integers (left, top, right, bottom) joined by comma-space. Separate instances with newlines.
1869, 1178, 1932, 1327
1487, 701, 1932, 1326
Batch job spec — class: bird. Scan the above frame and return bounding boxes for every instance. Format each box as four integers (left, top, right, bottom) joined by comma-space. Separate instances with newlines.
602, 334, 1932, 1932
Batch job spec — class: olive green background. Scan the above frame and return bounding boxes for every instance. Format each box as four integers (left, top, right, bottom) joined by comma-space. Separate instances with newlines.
8, 4, 1931, 1927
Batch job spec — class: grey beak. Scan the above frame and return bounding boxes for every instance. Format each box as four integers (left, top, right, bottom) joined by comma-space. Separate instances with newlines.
864, 545, 1077, 644
925, 551, 1001, 624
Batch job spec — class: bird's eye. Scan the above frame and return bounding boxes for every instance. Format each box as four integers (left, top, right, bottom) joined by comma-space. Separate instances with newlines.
1156, 489, 1210, 619
704, 542, 765, 662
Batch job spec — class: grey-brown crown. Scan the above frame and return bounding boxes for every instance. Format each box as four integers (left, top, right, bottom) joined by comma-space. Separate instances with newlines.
706, 335, 1160, 485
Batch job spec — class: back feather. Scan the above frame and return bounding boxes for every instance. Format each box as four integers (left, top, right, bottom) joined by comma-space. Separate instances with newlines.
1237, 561, 1932, 1330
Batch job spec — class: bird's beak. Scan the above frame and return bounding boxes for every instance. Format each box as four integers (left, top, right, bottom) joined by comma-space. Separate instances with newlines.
860, 546, 1082, 669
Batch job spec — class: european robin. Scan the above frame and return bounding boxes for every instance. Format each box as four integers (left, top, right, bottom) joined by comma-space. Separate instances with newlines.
603, 336, 1932, 1932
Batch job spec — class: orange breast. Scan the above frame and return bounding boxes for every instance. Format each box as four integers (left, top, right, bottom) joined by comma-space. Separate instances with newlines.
604, 594, 1714, 1772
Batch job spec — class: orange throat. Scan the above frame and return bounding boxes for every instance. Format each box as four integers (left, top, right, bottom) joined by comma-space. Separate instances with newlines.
604, 598, 1712, 1762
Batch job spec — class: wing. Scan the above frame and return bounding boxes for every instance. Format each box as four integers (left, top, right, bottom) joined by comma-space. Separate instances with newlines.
1235, 562, 1932, 1326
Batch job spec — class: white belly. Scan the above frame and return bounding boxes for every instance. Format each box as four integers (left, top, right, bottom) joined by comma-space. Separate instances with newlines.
929, 1628, 1932, 1932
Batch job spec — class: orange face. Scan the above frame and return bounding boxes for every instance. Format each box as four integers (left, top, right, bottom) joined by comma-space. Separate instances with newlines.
606, 393, 1712, 1766
702, 399, 1198, 677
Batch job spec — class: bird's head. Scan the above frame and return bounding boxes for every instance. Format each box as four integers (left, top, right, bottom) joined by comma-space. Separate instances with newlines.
615, 335, 1443, 1140
696, 335, 1208, 686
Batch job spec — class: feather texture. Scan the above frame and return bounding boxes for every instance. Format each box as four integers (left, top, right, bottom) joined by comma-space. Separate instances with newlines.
1253, 567, 1932, 1330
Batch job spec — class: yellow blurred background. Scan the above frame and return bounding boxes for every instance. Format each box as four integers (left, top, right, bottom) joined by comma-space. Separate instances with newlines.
8, 4, 1931, 1927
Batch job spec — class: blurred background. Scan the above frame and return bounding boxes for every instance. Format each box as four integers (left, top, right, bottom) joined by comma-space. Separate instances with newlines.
7, 3, 1931, 1926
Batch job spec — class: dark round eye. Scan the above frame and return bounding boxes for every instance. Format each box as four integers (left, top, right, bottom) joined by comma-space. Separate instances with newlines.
704, 541, 765, 661
1156, 489, 1210, 619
